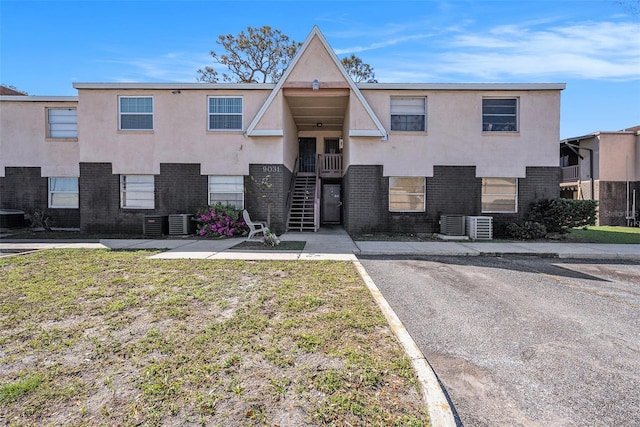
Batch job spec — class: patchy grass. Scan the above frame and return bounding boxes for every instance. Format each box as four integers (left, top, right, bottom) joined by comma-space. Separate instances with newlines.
0, 249, 429, 426
569, 226, 640, 244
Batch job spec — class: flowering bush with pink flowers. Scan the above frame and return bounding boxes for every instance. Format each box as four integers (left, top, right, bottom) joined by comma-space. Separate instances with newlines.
194, 203, 248, 238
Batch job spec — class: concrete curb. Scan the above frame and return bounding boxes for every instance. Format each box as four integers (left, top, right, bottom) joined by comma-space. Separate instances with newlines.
352, 261, 456, 427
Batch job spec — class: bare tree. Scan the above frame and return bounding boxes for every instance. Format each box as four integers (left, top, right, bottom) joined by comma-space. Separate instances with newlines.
197, 26, 302, 83
341, 54, 378, 83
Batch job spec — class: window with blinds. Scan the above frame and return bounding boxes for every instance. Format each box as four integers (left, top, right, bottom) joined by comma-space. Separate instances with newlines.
481, 178, 518, 213
389, 177, 426, 212
119, 97, 153, 130
208, 97, 243, 130
120, 175, 155, 209
208, 176, 244, 209
47, 108, 77, 138
390, 97, 426, 131
48, 177, 79, 208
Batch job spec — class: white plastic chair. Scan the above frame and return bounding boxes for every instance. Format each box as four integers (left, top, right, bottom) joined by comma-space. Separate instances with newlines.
243, 210, 268, 240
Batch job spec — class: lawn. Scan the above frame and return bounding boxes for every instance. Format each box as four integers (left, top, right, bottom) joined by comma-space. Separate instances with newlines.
0, 250, 428, 426
569, 226, 640, 244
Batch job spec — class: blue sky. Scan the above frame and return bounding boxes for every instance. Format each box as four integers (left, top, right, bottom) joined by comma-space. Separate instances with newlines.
1, 0, 639, 139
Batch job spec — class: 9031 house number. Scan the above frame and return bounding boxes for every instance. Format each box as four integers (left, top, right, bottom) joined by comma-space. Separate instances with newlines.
262, 165, 281, 173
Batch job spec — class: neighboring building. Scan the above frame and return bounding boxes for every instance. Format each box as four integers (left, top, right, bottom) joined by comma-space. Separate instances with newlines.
560, 126, 640, 226
0, 85, 27, 96
1, 26, 565, 236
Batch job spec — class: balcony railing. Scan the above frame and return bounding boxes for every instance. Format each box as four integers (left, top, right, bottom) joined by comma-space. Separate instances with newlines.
561, 165, 579, 182
318, 153, 343, 178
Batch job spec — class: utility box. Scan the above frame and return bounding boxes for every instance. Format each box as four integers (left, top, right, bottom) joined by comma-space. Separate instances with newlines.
143, 215, 168, 236
440, 215, 466, 236
466, 216, 493, 240
168, 214, 195, 235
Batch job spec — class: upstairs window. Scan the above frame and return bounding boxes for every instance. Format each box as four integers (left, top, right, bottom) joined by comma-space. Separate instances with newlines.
208, 176, 244, 209
482, 98, 518, 132
48, 177, 79, 208
47, 108, 77, 139
119, 97, 153, 130
120, 175, 154, 209
481, 178, 517, 213
389, 177, 426, 212
208, 97, 243, 130
390, 97, 426, 132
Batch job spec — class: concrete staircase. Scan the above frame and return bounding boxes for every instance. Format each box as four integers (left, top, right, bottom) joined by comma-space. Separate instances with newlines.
287, 175, 317, 231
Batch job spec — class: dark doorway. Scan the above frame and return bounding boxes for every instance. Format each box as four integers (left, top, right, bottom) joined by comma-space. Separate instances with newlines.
322, 183, 341, 223
299, 138, 316, 173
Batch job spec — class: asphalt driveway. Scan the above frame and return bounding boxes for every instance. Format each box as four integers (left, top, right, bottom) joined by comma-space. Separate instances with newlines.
358, 256, 640, 427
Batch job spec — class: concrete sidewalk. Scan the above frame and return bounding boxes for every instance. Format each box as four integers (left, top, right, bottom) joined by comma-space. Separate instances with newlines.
1, 228, 639, 260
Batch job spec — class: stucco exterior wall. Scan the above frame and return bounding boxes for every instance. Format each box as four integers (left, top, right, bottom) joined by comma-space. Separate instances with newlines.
356, 89, 561, 177
598, 133, 638, 181
0, 99, 79, 177
76, 88, 281, 175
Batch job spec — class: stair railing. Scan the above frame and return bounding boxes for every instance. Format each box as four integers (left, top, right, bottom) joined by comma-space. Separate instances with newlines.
285, 157, 299, 222
314, 155, 321, 232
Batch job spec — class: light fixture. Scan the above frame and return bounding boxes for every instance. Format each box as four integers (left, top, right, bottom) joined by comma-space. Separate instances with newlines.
171, 89, 181, 94
312, 79, 319, 91
316, 122, 323, 128
339, 137, 344, 149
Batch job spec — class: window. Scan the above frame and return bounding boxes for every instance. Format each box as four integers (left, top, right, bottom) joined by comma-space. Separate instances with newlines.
48, 177, 78, 208
120, 175, 154, 209
208, 97, 243, 130
389, 177, 425, 212
482, 98, 518, 132
47, 108, 77, 138
482, 178, 517, 213
208, 176, 244, 209
119, 97, 153, 130
390, 97, 426, 131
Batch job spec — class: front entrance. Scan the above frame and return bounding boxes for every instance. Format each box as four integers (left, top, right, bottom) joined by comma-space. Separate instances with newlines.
299, 138, 316, 174
322, 183, 341, 224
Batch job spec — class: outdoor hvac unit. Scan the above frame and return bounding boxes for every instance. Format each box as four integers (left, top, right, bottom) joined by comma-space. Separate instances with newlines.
466, 216, 493, 240
168, 214, 194, 235
440, 215, 466, 236
143, 215, 168, 237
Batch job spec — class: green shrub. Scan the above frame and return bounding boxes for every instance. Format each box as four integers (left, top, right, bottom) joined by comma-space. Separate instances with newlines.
506, 221, 547, 240
527, 199, 597, 234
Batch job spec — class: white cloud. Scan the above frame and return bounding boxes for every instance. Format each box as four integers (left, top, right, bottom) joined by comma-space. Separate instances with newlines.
436, 21, 640, 81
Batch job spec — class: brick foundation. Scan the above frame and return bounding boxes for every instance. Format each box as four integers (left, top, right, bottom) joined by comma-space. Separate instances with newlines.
0, 166, 80, 228
343, 165, 560, 237
245, 164, 292, 234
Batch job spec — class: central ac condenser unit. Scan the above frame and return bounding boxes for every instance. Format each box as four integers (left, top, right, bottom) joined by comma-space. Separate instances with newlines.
440, 215, 466, 236
143, 215, 168, 236
169, 214, 194, 235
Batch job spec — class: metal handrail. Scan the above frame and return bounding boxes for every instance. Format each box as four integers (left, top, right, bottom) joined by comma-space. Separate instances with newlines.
314, 156, 320, 232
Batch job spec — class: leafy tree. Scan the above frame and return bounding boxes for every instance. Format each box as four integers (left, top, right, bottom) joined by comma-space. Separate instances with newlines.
198, 26, 378, 84
197, 26, 302, 83
341, 54, 378, 83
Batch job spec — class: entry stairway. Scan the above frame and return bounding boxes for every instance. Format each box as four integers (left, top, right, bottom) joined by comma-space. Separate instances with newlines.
286, 175, 318, 232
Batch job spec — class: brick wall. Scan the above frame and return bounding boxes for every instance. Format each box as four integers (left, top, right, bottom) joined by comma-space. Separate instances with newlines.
80, 162, 208, 234
0, 166, 80, 228
156, 163, 207, 215
343, 165, 560, 237
597, 180, 640, 226
245, 164, 291, 234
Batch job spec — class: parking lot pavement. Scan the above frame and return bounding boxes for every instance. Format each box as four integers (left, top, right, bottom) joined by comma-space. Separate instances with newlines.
358, 256, 640, 427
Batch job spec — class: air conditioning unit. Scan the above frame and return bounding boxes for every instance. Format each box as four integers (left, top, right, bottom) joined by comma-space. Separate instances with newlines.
466, 216, 493, 240
143, 215, 168, 236
169, 214, 194, 235
440, 215, 466, 236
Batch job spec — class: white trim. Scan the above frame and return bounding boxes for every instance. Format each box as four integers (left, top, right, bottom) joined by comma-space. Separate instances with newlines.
73, 82, 275, 90
358, 83, 566, 91
349, 130, 386, 137
247, 129, 284, 136
0, 96, 78, 102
